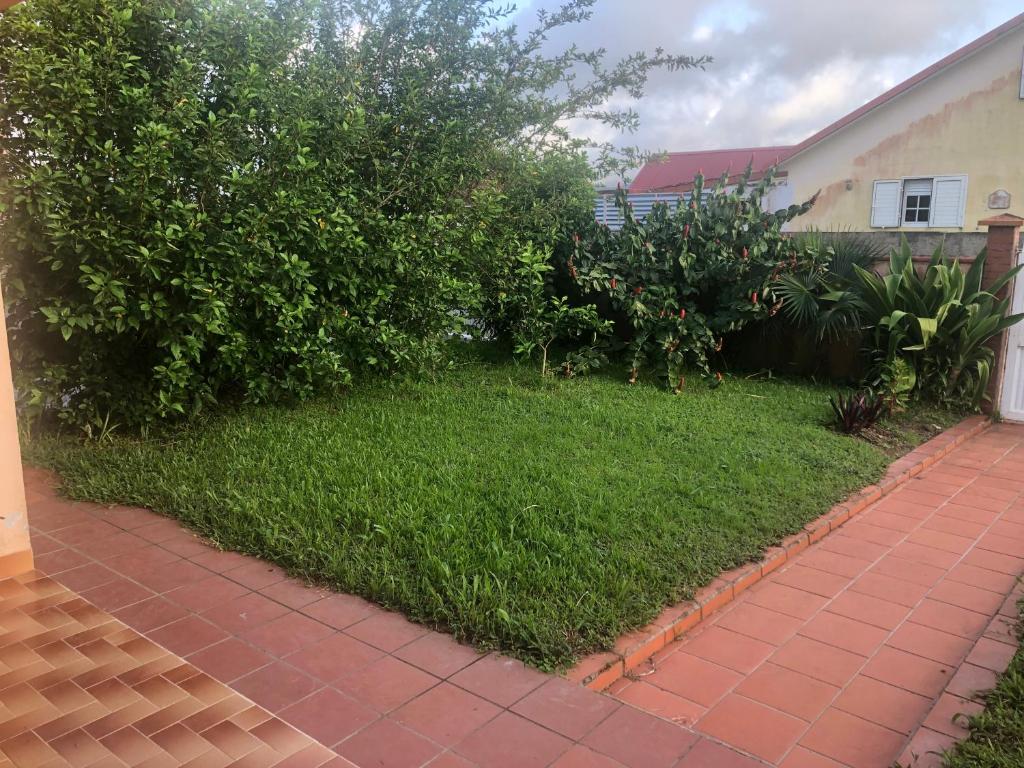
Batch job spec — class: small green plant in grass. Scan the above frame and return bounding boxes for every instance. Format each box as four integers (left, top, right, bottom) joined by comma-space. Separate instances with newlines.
829, 390, 885, 434
498, 244, 610, 377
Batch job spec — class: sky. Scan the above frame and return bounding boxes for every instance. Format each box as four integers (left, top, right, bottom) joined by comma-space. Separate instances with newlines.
511, 0, 1023, 173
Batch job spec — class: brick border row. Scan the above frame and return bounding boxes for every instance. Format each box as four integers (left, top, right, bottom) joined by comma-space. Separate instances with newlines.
564, 415, 993, 691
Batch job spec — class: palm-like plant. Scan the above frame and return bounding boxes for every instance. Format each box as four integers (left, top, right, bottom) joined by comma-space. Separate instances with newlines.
853, 238, 1023, 406
770, 228, 883, 340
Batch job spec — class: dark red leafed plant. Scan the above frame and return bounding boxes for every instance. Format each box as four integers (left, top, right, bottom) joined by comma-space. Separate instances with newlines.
829, 390, 885, 434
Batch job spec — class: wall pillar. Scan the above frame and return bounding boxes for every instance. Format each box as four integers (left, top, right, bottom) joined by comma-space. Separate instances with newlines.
0, 280, 33, 577
979, 214, 1023, 413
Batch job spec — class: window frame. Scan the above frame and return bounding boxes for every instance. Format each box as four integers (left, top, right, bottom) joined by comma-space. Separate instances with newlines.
870, 175, 968, 230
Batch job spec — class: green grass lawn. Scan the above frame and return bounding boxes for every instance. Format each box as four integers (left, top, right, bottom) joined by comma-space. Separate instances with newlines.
944, 601, 1023, 768
24, 348, 960, 669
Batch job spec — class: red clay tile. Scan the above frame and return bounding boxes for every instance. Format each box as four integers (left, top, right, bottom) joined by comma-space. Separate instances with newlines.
113, 597, 190, 633
551, 744, 630, 768
930, 579, 1006, 614
336, 656, 439, 713
345, 611, 428, 653
946, 562, 1020, 594
870, 554, 947, 587
394, 682, 501, 746
613, 681, 705, 727
798, 611, 888, 656
222, 560, 288, 591
771, 565, 851, 598
337, 717, 442, 768
886, 622, 973, 666
148, 616, 229, 657
393, 632, 482, 679
186, 639, 272, 683
934, 503, 1000, 525
643, 650, 742, 707
849, 570, 930, 607
232, 662, 320, 713
861, 646, 952, 698
54, 563, 119, 593
922, 515, 987, 539
581, 705, 699, 768
697, 693, 805, 763
799, 709, 905, 768
860, 510, 920, 533
900, 726, 959, 768
200, 592, 290, 634
455, 710, 572, 768
241, 613, 334, 657
824, 590, 909, 631
745, 583, 828, 621
962, 547, 1024, 575
284, 632, 384, 683
676, 737, 765, 767
923, 692, 983, 739
278, 687, 375, 747
676, 627, 775, 674
792, 548, 869, 579
779, 746, 845, 767
891, 541, 961, 570
260, 579, 328, 610
966, 636, 1018, 673
734, 663, 838, 721
299, 594, 378, 630
715, 602, 804, 645
770, 636, 865, 687
448, 654, 548, 708
910, 599, 990, 639
166, 576, 250, 614
80, 579, 155, 612
510, 677, 618, 741
832, 675, 932, 735
131, 559, 211, 594
838, 522, 905, 547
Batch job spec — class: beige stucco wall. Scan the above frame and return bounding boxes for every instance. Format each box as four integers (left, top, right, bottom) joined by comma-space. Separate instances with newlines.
781, 25, 1024, 232
0, 280, 32, 576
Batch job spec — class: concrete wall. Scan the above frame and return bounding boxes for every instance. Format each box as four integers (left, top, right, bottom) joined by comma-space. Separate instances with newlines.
782, 24, 1024, 233
0, 281, 32, 577
835, 231, 989, 263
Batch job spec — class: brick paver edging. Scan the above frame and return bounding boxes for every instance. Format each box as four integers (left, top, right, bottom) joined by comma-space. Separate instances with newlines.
565, 415, 993, 691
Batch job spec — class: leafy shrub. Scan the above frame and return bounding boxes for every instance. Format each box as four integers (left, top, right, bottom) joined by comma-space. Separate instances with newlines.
853, 238, 1023, 407
829, 390, 885, 434
0, 0, 706, 430
569, 166, 814, 390
495, 244, 610, 377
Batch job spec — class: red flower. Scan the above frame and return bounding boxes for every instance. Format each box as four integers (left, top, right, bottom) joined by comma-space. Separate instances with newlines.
751, 292, 759, 304
678, 308, 686, 319
742, 247, 748, 258
610, 278, 618, 289
683, 224, 690, 238
633, 286, 643, 295
715, 372, 723, 382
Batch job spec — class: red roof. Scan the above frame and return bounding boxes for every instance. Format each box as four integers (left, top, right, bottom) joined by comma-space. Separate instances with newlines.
786, 11, 1024, 161
630, 146, 793, 193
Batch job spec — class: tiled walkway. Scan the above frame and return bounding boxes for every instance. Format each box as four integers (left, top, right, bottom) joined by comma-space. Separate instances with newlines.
610, 422, 1024, 767
2, 422, 1022, 767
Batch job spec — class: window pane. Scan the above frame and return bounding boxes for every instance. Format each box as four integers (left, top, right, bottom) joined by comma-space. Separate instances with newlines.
918, 195, 931, 207
905, 209, 918, 222
907, 195, 918, 207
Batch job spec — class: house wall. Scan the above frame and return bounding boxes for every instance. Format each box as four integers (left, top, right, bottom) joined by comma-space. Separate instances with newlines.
782, 25, 1024, 233
0, 282, 32, 577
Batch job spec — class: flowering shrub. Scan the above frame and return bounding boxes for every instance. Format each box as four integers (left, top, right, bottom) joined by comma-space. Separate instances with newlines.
570, 167, 814, 390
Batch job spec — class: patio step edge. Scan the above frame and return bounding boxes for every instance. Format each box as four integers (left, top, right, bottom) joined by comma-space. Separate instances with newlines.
564, 414, 993, 691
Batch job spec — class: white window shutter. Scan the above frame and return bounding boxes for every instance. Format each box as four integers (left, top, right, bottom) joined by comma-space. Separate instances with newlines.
930, 175, 967, 227
871, 180, 902, 227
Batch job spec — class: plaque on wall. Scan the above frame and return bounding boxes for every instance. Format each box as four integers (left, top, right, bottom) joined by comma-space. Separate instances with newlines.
988, 189, 1011, 209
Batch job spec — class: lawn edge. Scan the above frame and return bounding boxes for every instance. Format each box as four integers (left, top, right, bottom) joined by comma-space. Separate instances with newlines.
564, 414, 993, 691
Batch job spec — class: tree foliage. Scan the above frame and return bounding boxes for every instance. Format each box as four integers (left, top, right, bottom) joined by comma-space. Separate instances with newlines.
0, 0, 707, 429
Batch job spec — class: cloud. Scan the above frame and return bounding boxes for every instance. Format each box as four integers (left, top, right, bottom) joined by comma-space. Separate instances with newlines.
516, 0, 1022, 169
